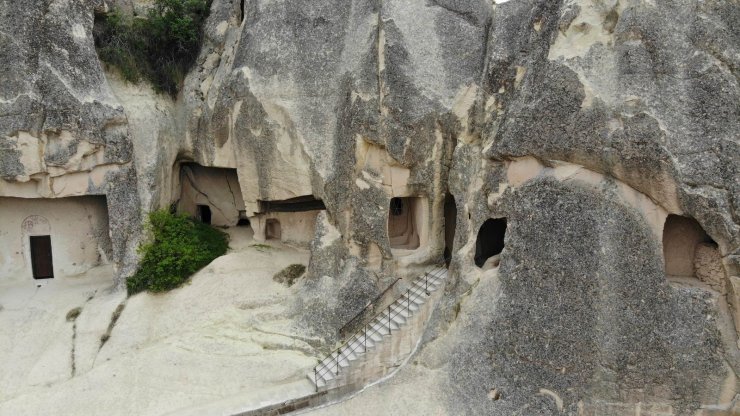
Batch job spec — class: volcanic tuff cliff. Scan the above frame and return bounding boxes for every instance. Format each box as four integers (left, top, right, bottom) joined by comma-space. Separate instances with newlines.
1, 0, 739, 414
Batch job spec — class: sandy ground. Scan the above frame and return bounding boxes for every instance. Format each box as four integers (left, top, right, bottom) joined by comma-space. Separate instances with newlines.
0, 228, 318, 416
302, 363, 449, 416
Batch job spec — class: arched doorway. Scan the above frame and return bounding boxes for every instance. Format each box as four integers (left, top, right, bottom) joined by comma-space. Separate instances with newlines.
265, 218, 282, 240
475, 218, 507, 268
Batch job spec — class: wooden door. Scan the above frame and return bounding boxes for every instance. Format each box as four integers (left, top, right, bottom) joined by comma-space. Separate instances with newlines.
30, 235, 54, 279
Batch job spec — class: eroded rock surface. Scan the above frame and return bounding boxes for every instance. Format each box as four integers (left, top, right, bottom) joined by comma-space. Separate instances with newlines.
1, 0, 738, 414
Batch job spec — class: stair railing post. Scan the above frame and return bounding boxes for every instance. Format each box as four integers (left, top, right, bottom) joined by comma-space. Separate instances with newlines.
425, 272, 428, 294
407, 289, 410, 316
314, 367, 318, 391
363, 324, 367, 353
335, 352, 339, 375
388, 305, 391, 333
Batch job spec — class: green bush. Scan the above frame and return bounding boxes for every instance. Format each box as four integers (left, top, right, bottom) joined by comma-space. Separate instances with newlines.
127, 210, 228, 295
93, 0, 212, 96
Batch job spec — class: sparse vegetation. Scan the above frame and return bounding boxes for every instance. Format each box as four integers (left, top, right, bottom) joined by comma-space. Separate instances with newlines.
99, 302, 126, 347
126, 210, 228, 295
250, 243, 273, 252
66, 307, 82, 322
93, 0, 212, 96
273, 264, 306, 287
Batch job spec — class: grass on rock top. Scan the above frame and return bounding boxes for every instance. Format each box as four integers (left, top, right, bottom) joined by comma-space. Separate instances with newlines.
93, 0, 212, 96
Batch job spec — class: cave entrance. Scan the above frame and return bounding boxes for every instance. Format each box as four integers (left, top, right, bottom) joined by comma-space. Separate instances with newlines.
178, 163, 246, 227
265, 218, 282, 240
196, 205, 212, 225
444, 193, 457, 266
255, 195, 325, 244
662, 215, 721, 286
388, 197, 421, 250
237, 211, 250, 227
475, 218, 507, 268
30, 235, 54, 280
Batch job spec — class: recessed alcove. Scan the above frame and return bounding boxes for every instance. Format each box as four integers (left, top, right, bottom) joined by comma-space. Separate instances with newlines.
265, 218, 282, 240
662, 215, 723, 290
662, 215, 712, 277
388, 197, 422, 250
475, 218, 507, 268
177, 163, 245, 227
252, 195, 325, 245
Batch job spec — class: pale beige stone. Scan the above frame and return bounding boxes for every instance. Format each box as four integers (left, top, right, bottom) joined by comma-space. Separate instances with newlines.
506, 156, 543, 187
663, 215, 708, 278
0, 196, 112, 283
695, 243, 725, 293
505, 158, 673, 243
0, 228, 317, 416
727, 276, 740, 335
251, 211, 321, 247
176, 163, 246, 227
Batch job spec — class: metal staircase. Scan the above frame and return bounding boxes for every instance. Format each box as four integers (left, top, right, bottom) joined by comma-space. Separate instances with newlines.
310, 266, 448, 391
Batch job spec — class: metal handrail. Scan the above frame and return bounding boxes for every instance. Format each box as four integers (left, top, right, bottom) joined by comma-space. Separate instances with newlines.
338, 277, 402, 341
313, 267, 446, 389
313, 268, 442, 383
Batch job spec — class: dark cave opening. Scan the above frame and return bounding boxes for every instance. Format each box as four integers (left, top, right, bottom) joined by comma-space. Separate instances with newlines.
474, 218, 507, 268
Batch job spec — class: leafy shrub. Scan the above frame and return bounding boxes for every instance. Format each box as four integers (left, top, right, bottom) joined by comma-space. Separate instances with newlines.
93, 0, 212, 96
127, 210, 228, 295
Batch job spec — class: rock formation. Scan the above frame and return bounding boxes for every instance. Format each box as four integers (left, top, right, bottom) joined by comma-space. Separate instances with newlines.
1, 0, 738, 414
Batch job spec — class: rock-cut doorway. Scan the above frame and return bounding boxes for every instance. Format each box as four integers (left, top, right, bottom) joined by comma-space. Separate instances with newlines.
30, 235, 54, 279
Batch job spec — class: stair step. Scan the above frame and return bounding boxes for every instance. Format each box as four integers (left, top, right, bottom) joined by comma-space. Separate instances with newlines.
417, 277, 441, 288
348, 338, 374, 352
394, 299, 421, 311
376, 314, 401, 330
348, 338, 368, 351
410, 281, 431, 291
370, 320, 396, 333
311, 267, 449, 389
393, 296, 419, 309
318, 369, 336, 382
389, 304, 413, 319
308, 372, 328, 388
368, 331, 384, 342
408, 286, 430, 299
401, 296, 425, 307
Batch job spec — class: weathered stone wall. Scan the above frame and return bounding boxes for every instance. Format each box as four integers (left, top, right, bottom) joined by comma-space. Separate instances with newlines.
0, 196, 113, 283
0, 0, 738, 412
251, 211, 321, 248
437, 1, 739, 412
0, 0, 142, 284
175, 163, 245, 227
